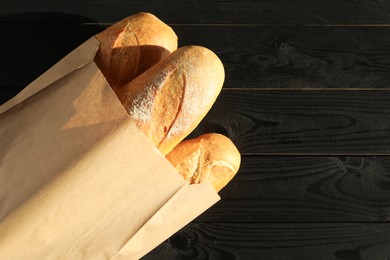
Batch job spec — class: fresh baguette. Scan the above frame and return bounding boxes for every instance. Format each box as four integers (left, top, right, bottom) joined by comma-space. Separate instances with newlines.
95, 12, 178, 90
95, 14, 239, 189
166, 133, 241, 192
116, 45, 225, 155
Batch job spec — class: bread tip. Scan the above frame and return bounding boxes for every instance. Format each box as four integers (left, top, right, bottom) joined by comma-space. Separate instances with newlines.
176, 45, 225, 82
166, 133, 241, 192
131, 12, 158, 20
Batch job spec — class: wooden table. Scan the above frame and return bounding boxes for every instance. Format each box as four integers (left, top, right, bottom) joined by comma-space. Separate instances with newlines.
1, 1, 390, 259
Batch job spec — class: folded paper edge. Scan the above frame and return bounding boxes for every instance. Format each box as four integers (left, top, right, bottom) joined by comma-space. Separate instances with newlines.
111, 183, 220, 260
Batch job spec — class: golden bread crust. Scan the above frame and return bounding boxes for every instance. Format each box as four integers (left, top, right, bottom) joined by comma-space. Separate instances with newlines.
166, 133, 241, 192
117, 46, 225, 155
95, 12, 178, 90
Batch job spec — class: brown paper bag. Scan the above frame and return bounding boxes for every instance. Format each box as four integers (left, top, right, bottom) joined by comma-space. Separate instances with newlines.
0, 37, 220, 259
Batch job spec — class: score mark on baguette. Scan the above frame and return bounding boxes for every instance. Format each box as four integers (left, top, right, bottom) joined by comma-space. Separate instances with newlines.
116, 46, 225, 155
95, 12, 178, 90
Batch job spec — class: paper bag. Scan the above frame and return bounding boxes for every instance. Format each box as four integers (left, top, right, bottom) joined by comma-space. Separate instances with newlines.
0, 37, 220, 259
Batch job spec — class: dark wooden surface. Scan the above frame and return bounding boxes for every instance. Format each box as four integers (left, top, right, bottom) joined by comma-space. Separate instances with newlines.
1, 2, 390, 260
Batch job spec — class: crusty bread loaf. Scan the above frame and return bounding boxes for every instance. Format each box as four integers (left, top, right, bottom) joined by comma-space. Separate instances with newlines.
95, 12, 178, 90
166, 133, 240, 192
116, 46, 225, 155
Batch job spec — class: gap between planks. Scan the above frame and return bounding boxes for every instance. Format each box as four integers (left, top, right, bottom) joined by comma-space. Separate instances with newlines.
223, 88, 390, 91
85, 23, 390, 27
1, 21, 383, 27
240, 153, 390, 156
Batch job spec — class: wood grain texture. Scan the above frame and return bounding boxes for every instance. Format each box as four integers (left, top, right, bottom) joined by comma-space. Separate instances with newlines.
190, 90, 390, 155
196, 156, 390, 223
2, 0, 390, 24
2, 23, 390, 95
143, 222, 390, 260
175, 25, 390, 89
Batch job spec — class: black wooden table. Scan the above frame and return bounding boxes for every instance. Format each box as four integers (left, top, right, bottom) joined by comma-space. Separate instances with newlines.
1, 1, 390, 259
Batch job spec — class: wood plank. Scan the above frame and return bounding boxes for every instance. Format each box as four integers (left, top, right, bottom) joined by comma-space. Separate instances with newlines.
3, 82, 390, 154
143, 222, 390, 259
3, 88, 390, 154
175, 25, 390, 89
2, 1, 390, 24
2, 24, 390, 93
196, 156, 390, 223
190, 90, 390, 155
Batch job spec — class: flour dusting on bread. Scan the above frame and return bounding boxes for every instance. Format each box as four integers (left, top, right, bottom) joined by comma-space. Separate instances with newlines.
127, 87, 155, 122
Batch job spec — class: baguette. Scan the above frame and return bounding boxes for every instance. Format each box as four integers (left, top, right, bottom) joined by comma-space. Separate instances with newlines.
95, 12, 178, 90
116, 45, 225, 155
166, 133, 241, 192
